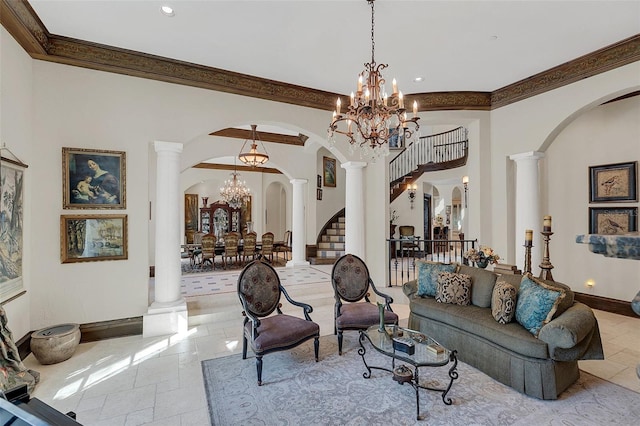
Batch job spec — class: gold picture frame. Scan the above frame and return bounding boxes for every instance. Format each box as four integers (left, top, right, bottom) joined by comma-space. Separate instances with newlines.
61, 214, 128, 263
63, 147, 126, 209
323, 156, 336, 188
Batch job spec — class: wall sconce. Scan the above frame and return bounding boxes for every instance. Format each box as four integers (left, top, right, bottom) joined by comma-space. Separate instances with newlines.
462, 175, 469, 208
408, 183, 418, 209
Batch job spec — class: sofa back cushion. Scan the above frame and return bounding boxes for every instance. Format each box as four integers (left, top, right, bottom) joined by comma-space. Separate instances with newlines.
417, 261, 458, 297
458, 264, 498, 308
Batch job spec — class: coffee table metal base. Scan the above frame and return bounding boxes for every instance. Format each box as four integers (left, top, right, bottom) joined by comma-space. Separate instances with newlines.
358, 331, 458, 421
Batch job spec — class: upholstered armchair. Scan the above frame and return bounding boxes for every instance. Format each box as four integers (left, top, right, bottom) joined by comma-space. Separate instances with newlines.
331, 254, 398, 355
238, 260, 320, 385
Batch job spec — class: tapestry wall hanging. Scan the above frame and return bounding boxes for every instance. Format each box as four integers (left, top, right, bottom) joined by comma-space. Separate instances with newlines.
0, 158, 27, 304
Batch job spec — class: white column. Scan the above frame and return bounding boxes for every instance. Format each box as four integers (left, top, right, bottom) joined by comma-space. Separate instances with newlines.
509, 151, 544, 273
143, 141, 188, 337
287, 178, 310, 267
341, 161, 367, 258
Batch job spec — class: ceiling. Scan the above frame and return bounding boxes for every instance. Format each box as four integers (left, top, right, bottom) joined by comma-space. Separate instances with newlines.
27, 0, 640, 96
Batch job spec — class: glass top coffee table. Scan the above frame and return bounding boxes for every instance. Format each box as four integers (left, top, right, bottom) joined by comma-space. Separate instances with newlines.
359, 325, 459, 421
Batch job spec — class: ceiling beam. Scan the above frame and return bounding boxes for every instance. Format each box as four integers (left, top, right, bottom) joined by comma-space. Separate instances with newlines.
193, 163, 282, 175
210, 128, 308, 146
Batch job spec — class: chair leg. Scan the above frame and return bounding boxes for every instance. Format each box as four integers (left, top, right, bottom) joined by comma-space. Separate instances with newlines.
338, 331, 343, 356
242, 335, 247, 359
256, 355, 263, 386
314, 336, 319, 362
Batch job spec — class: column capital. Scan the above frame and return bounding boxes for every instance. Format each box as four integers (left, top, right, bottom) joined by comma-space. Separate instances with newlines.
290, 178, 308, 185
154, 141, 183, 154
509, 151, 544, 162
341, 161, 367, 170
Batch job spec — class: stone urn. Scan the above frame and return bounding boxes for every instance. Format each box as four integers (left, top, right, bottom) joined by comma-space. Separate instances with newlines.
30, 323, 81, 365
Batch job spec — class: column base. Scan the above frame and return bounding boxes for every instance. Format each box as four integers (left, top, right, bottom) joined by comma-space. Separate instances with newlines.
286, 260, 310, 268
143, 299, 188, 338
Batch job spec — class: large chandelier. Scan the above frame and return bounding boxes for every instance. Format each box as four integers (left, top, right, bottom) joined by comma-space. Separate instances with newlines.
238, 124, 269, 167
328, 0, 419, 161
220, 167, 250, 209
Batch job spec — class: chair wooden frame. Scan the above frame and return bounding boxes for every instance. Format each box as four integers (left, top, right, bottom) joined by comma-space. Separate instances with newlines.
331, 253, 398, 355
238, 260, 320, 385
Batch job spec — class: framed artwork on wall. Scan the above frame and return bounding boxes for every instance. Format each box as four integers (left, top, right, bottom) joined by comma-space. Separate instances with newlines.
317, 174, 322, 188
60, 214, 128, 263
588, 207, 638, 235
323, 156, 336, 187
317, 188, 323, 201
0, 157, 28, 304
184, 194, 199, 243
62, 147, 126, 209
589, 161, 637, 203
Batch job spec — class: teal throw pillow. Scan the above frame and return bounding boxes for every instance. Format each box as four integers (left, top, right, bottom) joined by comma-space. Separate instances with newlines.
515, 273, 566, 337
417, 261, 458, 297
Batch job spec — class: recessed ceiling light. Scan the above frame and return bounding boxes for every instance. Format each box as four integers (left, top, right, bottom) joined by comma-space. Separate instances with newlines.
160, 5, 175, 17
413, 77, 424, 83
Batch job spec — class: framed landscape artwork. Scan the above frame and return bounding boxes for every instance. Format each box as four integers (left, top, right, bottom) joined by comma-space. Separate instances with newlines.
60, 214, 128, 263
184, 194, 199, 243
63, 147, 126, 209
589, 207, 637, 235
323, 156, 336, 187
589, 161, 637, 203
0, 158, 27, 304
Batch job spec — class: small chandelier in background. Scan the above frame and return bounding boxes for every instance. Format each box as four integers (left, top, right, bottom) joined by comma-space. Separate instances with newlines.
238, 124, 269, 167
220, 167, 251, 209
328, 0, 420, 161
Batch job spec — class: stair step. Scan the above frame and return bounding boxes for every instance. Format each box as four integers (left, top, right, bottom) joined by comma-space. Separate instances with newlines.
317, 250, 345, 257
326, 228, 345, 236
322, 235, 345, 242
332, 222, 346, 229
338, 217, 345, 223
318, 242, 345, 250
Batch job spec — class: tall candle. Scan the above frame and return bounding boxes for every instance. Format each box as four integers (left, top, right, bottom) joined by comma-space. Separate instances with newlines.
525, 229, 533, 242
543, 215, 552, 232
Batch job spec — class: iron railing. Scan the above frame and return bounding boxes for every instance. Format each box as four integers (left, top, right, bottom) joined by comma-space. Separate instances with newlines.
387, 238, 478, 287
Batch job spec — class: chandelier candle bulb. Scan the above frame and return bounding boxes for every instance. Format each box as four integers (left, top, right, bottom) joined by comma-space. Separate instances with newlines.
336, 98, 341, 115
350, 92, 355, 107
413, 101, 418, 117
543, 215, 552, 232
392, 78, 398, 94
399, 91, 404, 108
358, 75, 363, 92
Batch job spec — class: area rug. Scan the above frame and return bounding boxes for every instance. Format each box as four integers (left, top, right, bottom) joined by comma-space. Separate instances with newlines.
202, 334, 639, 425
173, 265, 331, 297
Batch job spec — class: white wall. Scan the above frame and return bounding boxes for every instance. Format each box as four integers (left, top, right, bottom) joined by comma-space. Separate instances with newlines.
0, 28, 33, 339
546, 96, 640, 300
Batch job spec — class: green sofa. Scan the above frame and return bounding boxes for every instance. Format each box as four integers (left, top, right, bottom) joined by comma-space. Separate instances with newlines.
402, 264, 604, 400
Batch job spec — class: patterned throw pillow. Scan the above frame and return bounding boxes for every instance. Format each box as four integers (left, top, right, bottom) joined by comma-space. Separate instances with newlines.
491, 281, 517, 324
417, 261, 458, 297
515, 273, 566, 337
435, 272, 472, 306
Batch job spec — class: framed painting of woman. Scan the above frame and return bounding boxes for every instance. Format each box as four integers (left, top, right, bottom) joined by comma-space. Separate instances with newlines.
62, 148, 126, 209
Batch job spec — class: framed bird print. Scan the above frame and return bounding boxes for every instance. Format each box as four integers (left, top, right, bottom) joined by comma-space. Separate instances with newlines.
589, 207, 637, 235
589, 161, 637, 203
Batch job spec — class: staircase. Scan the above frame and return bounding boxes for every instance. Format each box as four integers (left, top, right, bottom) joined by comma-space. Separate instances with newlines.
309, 213, 345, 265
390, 127, 469, 202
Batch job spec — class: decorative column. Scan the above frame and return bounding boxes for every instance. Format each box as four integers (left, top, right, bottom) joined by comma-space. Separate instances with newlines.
341, 161, 367, 259
287, 178, 310, 267
143, 141, 188, 337
509, 151, 544, 273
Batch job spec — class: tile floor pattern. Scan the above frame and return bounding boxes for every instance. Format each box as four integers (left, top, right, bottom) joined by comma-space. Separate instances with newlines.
23, 265, 639, 425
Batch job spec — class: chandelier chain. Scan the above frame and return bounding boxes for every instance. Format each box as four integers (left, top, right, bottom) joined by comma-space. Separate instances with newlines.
370, 0, 375, 65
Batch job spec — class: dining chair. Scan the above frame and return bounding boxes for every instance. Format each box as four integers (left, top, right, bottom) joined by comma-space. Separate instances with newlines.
274, 230, 292, 262
260, 232, 275, 263
242, 232, 258, 265
190, 231, 206, 266
238, 259, 319, 385
399, 225, 420, 258
331, 253, 398, 355
200, 233, 216, 268
222, 232, 240, 269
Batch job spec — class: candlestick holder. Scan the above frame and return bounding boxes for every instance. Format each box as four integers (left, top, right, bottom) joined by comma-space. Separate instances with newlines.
539, 231, 555, 281
523, 240, 533, 274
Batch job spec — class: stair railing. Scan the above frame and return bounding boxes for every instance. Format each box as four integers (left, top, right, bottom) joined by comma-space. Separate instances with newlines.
390, 126, 469, 185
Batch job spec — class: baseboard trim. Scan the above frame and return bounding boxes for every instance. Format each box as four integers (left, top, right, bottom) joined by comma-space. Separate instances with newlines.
17, 316, 143, 361
574, 292, 637, 318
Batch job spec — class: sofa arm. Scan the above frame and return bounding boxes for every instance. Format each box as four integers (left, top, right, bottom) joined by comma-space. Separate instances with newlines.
403, 280, 418, 299
538, 302, 605, 362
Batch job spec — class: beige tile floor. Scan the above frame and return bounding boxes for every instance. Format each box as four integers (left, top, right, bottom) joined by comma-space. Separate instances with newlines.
22, 264, 639, 425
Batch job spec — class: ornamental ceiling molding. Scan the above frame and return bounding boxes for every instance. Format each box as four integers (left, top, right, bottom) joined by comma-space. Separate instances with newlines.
1, 0, 639, 112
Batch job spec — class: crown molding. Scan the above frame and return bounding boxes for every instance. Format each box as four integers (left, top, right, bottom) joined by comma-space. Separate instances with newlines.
1, 0, 638, 112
